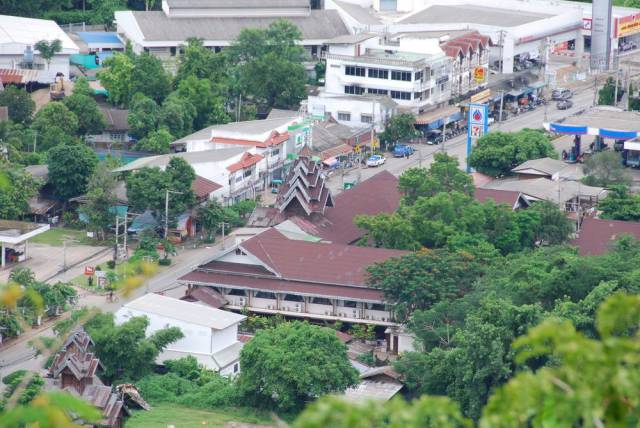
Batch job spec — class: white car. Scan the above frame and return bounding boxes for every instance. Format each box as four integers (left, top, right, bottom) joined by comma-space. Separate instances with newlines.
366, 155, 386, 167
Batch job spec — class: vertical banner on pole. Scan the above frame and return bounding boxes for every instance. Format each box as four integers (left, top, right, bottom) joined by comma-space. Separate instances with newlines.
467, 103, 489, 173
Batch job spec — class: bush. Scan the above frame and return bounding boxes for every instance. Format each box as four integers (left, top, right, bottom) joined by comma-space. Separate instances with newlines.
106, 260, 116, 269
178, 374, 241, 409
136, 373, 197, 404
158, 258, 171, 266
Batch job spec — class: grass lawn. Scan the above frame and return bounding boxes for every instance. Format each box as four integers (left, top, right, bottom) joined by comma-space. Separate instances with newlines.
70, 257, 168, 294
126, 404, 275, 428
29, 227, 93, 246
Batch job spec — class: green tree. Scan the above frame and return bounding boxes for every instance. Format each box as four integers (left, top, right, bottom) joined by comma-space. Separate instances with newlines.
367, 249, 483, 322
99, 52, 135, 107
80, 163, 118, 239
0, 86, 35, 124
34, 39, 62, 70
238, 321, 358, 411
379, 113, 418, 147
0, 168, 39, 219
31, 102, 79, 150
230, 19, 307, 109
128, 94, 160, 140
599, 185, 640, 221
598, 76, 624, 106
398, 153, 473, 205
174, 76, 229, 129
480, 293, 640, 427
47, 142, 98, 201
131, 52, 172, 104
135, 128, 173, 154
354, 213, 417, 250
528, 201, 573, 245
469, 129, 556, 177
197, 200, 226, 240
583, 150, 630, 187
294, 395, 472, 428
160, 95, 196, 139
63, 93, 106, 135
71, 76, 92, 97
176, 38, 228, 87
84, 313, 183, 383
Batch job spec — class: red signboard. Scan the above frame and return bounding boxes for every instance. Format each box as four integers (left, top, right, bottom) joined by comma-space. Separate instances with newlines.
84, 266, 95, 276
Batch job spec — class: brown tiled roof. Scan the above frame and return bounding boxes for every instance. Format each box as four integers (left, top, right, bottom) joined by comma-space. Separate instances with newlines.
474, 188, 521, 208
212, 131, 289, 148
187, 286, 227, 308
226, 152, 264, 173
192, 175, 222, 199
240, 228, 407, 286
321, 170, 401, 244
180, 269, 386, 301
572, 217, 640, 256
200, 260, 276, 276
277, 157, 334, 216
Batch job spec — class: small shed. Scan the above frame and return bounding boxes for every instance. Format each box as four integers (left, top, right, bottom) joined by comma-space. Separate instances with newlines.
0, 220, 50, 268
344, 366, 404, 402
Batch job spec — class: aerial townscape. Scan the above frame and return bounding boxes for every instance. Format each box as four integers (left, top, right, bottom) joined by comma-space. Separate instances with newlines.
2, 0, 640, 426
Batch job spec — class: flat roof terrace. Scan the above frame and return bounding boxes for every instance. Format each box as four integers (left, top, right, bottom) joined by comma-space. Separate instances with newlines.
399, 4, 553, 27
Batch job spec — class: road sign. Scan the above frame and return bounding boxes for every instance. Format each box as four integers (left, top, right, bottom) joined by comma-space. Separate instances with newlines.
95, 270, 107, 288
84, 266, 95, 276
354, 145, 361, 153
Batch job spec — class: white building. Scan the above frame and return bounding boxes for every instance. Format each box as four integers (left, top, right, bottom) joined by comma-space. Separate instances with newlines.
0, 14, 79, 84
115, 293, 246, 376
113, 146, 247, 204
323, 33, 452, 113
115, 0, 349, 60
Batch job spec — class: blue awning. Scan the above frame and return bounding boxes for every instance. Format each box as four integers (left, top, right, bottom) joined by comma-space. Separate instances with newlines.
446, 111, 462, 123
427, 118, 444, 130
549, 123, 589, 135
598, 129, 639, 140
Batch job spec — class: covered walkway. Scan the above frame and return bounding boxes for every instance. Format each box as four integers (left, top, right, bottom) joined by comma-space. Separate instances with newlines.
0, 220, 50, 269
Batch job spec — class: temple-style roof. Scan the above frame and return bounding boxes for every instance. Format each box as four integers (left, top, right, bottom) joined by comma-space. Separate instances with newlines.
276, 155, 334, 216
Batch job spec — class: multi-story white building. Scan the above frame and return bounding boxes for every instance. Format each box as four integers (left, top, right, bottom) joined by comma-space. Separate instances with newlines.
323, 33, 452, 114
0, 14, 79, 84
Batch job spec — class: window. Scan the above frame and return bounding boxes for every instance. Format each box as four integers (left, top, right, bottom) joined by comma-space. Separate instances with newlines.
415, 70, 423, 81
311, 297, 332, 305
360, 114, 372, 124
338, 112, 351, 121
344, 85, 365, 95
414, 92, 422, 101
340, 300, 358, 308
369, 303, 386, 311
243, 169, 252, 178
368, 68, 389, 79
271, 148, 280, 156
233, 363, 239, 374
170, 47, 177, 56
255, 291, 276, 299
345, 65, 365, 76
391, 70, 411, 81
390, 90, 411, 100
283, 294, 304, 302
228, 289, 246, 296
367, 88, 388, 95
440, 83, 446, 91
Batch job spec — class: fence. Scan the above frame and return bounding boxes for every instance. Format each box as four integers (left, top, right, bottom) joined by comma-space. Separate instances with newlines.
59, 22, 107, 33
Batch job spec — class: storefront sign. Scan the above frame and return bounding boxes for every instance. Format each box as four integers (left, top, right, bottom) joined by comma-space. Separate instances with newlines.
473, 66, 486, 83
616, 13, 640, 38
470, 89, 491, 104
583, 18, 592, 31
84, 266, 95, 276
466, 103, 489, 173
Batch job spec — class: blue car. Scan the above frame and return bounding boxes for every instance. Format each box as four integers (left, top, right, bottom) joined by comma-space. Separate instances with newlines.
393, 144, 415, 157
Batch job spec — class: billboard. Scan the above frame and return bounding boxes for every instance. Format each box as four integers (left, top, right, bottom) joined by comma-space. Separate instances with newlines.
590, 0, 612, 71
616, 13, 640, 38
466, 103, 488, 173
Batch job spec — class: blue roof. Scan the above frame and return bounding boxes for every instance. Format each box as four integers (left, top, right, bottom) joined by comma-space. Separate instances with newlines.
77, 32, 123, 46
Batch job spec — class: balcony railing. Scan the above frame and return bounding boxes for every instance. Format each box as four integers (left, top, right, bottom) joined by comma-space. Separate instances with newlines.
18, 61, 45, 70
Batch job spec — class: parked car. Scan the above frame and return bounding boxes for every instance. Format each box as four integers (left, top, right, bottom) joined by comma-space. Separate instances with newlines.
552, 88, 572, 100
393, 144, 415, 157
366, 155, 386, 167
557, 99, 573, 110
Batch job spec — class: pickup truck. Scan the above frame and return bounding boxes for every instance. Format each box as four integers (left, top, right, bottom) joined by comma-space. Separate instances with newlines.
393, 144, 415, 157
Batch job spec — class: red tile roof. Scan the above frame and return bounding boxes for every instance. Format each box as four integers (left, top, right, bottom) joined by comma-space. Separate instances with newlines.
240, 228, 407, 286
572, 217, 640, 256
474, 188, 521, 208
226, 152, 264, 173
212, 131, 289, 149
0, 69, 25, 84
192, 175, 222, 199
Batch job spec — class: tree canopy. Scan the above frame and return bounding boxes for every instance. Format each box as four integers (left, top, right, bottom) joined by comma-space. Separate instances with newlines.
80, 163, 118, 239
238, 321, 359, 411
32, 102, 79, 151
469, 129, 557, 177
47, 142, 98, 201
63, 93, 106, 135
0, 86, 35, 124
598, 185, 640, 221
0, 168, 39, 219
583, 150, 631, 187
379, 113, 418, 147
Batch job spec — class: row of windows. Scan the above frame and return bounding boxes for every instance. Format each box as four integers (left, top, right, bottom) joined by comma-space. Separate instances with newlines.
345, 85, 432, 101
344, 85, 365, 95
345, 65, 424, 81
390, 90, 411, 100
243, 291, 386, 310
337, 112, 372, 124
367, 88, 388, 95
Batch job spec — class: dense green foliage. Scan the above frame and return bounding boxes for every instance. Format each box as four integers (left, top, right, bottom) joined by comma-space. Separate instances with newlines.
0, 167, 40, 219
238, 321, 359, 412
63, 93, 106, 135
31, 102, 80, 151
0, 86, 35, 124
468, 129, 556, 177
47, 142, 98, 200
84, 313, 183, 383
0, 370, 44, 410
80, 162, 118, 239
583, 150, 630, 187
379, 113, 419, 147
598, 76, 624, 106
599, 185, 640, 221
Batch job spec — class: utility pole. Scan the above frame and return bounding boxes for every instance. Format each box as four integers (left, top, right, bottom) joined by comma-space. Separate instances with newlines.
614, 68, 621, 107
114, 214, 119, 262
219, 222, 229, 250
593, 74, 598, 106
164, 190, 183, 239
497, 91, 504, 129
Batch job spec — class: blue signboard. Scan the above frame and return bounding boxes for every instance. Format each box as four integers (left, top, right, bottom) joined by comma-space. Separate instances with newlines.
467, 103, 489, 173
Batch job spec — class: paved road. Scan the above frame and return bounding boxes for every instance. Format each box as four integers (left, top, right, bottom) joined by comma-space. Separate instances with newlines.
327, 85, 596, 194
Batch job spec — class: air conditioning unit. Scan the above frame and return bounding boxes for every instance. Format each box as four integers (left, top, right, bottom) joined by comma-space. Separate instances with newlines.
365, 315, 370, 320
325, 311, 331, 316
267, 305, 272, 309
381, 318, 386, 322
295, 304, 301, 312
239, 297, 246, 306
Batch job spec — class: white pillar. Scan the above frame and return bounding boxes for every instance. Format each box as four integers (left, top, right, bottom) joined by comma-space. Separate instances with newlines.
575, 30, 585, 68
1, 244, 5, 268
502, 36, 515, 74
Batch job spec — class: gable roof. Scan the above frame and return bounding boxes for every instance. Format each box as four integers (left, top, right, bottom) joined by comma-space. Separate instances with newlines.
511, 157, 569, 176
474, 188, 524, 209
100, 107, 129, 131
192, 175, 222, 198
226, 152, 264, 173
122, 293, 246, 329
113, 147, 245, 172
483, 178, 606, 204
277, 156, 334, 216
572, 217, 640, 256
240, 228, 407, 286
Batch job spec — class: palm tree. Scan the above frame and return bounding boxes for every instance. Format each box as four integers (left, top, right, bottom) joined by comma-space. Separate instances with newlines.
34, 39, 62, 70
